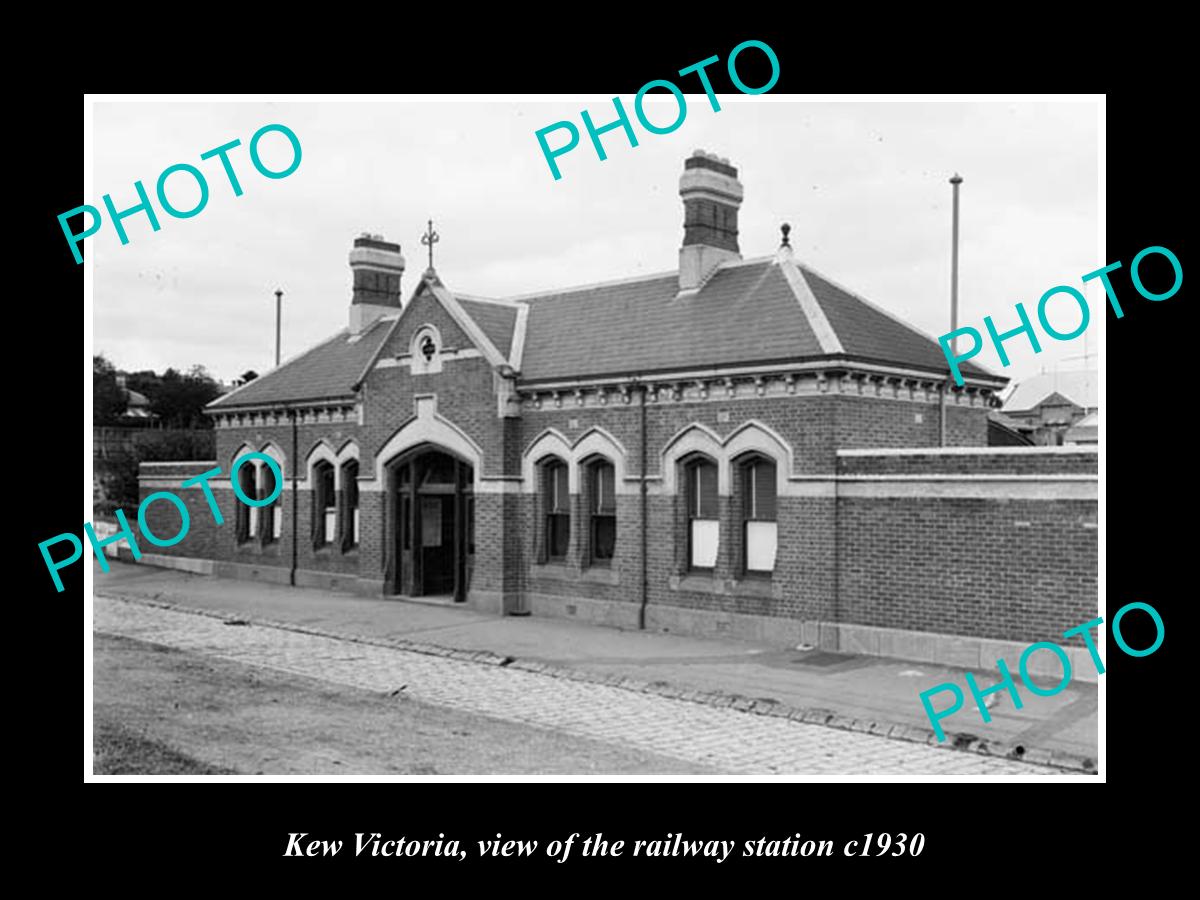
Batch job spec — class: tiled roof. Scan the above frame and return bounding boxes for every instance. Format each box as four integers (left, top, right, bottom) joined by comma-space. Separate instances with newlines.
1003, 370, 1098, 413
513, 255, 998, 384
800, 266, 990, 378
208, 314, 394, 409
457, 298, 518, 359
1065, 410, 1098, 443
208, 252, 1005, 412
517, 259, 824, 383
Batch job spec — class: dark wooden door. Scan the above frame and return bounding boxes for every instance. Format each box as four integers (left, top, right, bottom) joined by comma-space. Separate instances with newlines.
419, 493, 456, 595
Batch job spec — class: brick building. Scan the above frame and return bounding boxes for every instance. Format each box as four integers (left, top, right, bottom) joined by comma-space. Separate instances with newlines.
138, 151, 1098, 674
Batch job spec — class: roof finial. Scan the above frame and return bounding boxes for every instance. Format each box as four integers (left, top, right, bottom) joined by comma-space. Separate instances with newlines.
420, 219, 440, 275
780, 222, 792, 248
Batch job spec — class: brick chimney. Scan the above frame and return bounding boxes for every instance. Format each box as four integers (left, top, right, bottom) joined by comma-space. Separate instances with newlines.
678, 150, 743, 292
349, 234, 405, 334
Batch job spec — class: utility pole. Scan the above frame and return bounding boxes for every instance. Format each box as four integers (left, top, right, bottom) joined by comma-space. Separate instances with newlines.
274, 288, 283, 367
941, 173, 963, 446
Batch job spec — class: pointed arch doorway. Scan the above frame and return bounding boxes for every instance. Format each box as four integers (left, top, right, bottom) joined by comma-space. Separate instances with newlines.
384, 446, 474, 602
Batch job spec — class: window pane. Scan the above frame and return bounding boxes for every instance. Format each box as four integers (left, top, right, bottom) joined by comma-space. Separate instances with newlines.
352, 508, 359, 545
747, 459, 776, 520
239, 462, 256, 499
545, 461, 569, 513
548, 513, 569, 558
593, 514, 616, 561
697, 462, 718, 518
555, 464, 569, 510
746, 521, 777, 572
690, 519, 719, 568
421, 455, 455, 486
260, 460, 281, 502
248, 506, 259, 538
272, 505, 282, 540
320, 465, 335, 509
594, 463, 615, 513
324, 509, 337, 543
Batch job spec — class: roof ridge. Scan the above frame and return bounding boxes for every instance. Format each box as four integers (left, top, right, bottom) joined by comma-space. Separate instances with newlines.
775, 254, 843, 355
498, 256, 776, 303
798, 261, 1000, 380
456, 293, 526, 309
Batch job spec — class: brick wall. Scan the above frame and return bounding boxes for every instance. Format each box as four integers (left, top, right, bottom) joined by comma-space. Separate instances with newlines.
834, 448, 1098, 645
133, 319, 1093, 652
136, 461, 225, 561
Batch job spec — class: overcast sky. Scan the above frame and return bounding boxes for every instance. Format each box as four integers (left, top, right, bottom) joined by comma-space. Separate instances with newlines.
91, 98, 1100, 390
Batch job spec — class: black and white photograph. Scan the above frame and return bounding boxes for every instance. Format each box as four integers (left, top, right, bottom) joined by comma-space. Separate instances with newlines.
78, 95, 1108, 781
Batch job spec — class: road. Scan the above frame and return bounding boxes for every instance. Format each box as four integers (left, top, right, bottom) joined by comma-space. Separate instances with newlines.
92, 596, 1060, 776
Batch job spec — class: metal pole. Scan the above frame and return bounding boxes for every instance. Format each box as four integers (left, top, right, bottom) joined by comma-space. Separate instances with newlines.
274, 289, 283, 367
942, 174, 963, 447
950, 174, 962, 351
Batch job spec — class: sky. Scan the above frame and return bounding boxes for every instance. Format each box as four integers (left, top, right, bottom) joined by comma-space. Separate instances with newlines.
91, 98, 1101, 392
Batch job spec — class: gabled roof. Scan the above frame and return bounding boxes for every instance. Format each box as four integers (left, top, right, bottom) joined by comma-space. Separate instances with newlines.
207, 314, 394, 409
511, 252, 999, 385
457, 296, 519, 360
1065, 410, 1098, 443
208, 251, 1004, 413
1003, 370, 1098, 413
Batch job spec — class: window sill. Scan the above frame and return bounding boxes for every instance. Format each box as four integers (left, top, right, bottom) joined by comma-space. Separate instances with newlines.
237, 539, 279, 554
730, 576, 776, 598
581, 565, 619, 585
532, 561, 576, 580
673, 573, 722, 595
669, 573, 778, 599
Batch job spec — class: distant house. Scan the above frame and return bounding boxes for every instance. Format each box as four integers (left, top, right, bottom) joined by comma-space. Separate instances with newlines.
1064, 411, 1098, 445
115, 374, 155, 422
1002, 370, 1098, 446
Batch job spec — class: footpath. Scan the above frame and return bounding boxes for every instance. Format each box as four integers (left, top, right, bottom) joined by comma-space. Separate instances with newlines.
92, 562, 1098, 772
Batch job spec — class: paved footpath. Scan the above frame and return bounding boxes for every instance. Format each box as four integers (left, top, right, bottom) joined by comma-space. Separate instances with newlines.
95, 596, 1058, 776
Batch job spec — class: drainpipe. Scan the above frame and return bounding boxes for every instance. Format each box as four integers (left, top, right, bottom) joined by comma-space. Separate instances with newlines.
289, 406, 298, 587
636, 380, 649, 630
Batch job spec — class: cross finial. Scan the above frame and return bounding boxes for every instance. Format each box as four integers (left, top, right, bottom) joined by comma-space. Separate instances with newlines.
420, 219, 440, 274
780, 222, 792, 248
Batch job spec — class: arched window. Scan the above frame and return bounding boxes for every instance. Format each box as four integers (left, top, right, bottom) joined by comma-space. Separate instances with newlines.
740, 456, 777, 573
236, 461, 257, 542
312, 460, 336, 548
261, 462, 282, 544
685, 456, 719, 570
588, 459, 616, 565
341, 459, 360, 552
543, 458, 570, 561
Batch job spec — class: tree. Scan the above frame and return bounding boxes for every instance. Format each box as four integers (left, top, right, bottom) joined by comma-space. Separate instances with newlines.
124, 369, 161, 398
146, 365, 222, 428
93, 354, 126, 424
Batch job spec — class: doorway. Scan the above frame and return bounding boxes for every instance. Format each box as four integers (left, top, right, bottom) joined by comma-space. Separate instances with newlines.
386, 448, 474, 602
